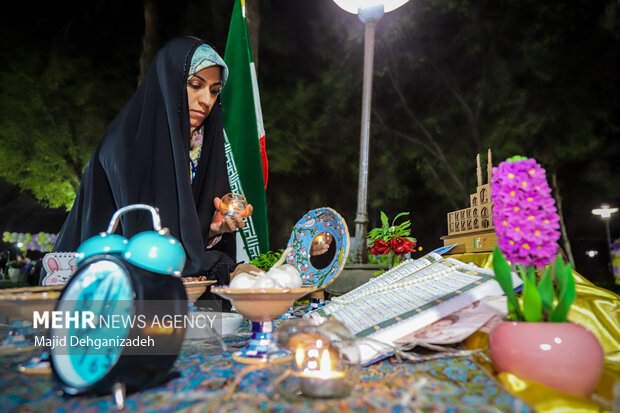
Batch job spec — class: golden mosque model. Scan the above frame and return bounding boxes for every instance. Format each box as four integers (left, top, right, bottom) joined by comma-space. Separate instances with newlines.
440, 149, 498, 254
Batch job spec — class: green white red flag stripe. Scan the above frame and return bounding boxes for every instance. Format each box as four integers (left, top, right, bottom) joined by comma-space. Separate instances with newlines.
221, 0, 269, 260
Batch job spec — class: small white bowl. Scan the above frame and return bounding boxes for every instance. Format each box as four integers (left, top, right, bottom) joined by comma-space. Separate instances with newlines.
184, 311, 244, 339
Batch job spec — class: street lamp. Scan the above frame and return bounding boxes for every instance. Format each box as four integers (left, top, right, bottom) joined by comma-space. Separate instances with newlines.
332, 0, 410, 264
591, 203, 618, 273
585, 250, 598, 258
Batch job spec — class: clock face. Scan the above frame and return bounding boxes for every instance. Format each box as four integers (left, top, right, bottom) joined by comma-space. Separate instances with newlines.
51, 259, 134, 391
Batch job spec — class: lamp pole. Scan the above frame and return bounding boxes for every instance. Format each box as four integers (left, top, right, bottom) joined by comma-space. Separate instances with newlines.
592, 204, 618, 275
332, 0, 409, 264
354, 5, 384, 264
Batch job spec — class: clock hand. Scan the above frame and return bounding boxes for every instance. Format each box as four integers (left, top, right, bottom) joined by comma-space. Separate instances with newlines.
77, 291, 94, 312
73, 278, 118, 365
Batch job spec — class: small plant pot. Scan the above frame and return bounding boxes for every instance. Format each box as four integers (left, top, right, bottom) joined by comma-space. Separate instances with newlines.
488, 321, 604, 397
8, 268, 23, 283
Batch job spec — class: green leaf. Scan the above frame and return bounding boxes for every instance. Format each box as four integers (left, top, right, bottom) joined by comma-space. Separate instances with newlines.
380, 211, 389, 229
492, 246, 523, 320
392, 212, 409, 226
522, 276, 542, 322
554, 254, 568, 298
506, 155, 528, 162
538, 266, 554, 313
396, 221, 411, 232
367, 228, 383, 244
506, 301, 519, 320
249, 249, 283, 271
550, 264, 576, 322
526, 265, 537, 285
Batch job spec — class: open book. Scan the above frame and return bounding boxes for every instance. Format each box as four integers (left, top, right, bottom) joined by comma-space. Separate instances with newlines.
306, 252, 522, 365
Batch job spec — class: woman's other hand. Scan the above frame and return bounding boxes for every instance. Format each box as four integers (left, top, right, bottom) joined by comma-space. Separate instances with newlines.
310, 233, 332, 256
209, 197, 254, 238
310, 243, 330, 256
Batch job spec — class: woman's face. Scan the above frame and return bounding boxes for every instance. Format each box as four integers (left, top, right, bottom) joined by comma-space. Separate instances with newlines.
186, 66, 222, 128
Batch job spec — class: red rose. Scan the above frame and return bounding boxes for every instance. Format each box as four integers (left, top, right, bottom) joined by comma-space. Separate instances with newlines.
390, 237, 417, 255
369, 239, 390, 255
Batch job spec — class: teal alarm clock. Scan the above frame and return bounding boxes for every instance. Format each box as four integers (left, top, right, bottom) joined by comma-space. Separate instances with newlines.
49, 205, 188, 403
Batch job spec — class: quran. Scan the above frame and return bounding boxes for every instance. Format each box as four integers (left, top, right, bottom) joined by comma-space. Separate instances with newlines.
307, 252, 522, 365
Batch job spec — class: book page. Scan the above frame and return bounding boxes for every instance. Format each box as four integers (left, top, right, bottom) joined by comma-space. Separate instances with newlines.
332, 252, 443, 305
314, 258, 490, 336
307, 257, 522, 365
394, 295, 507, 345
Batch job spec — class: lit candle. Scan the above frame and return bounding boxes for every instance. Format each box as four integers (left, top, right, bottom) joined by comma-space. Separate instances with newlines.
222, 200, 237, 217
218, 193, 248, 218
298, 348, 347, 398
295, 344, 306, 368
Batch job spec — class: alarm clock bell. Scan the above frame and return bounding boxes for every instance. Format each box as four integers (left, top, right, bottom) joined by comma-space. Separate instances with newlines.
49, 204, 189, 405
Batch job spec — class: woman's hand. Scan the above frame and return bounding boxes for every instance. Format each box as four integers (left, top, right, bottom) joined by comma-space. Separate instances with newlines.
310, 242, 330, 256
209, 197, 254, 239
310, 233, 332, 256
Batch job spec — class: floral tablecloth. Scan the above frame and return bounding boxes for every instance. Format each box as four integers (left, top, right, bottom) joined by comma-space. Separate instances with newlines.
0, 330, 532, 413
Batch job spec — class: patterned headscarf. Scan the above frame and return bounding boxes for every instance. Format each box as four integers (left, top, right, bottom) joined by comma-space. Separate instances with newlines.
188, 44, 228, 87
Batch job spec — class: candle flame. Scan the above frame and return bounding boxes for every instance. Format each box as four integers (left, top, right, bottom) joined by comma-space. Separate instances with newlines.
295, 344, 305, 368
319, 349, 332, 374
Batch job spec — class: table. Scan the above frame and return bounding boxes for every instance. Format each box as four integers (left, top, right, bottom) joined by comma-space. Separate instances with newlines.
1, 252, 618, 412
0, 329, 534, 412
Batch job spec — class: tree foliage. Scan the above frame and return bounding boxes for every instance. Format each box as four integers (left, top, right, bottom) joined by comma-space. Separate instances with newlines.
0, 50, 108, 209
256, 0, 620, 266
0, 0, 140, 211
366, 0, 619, 265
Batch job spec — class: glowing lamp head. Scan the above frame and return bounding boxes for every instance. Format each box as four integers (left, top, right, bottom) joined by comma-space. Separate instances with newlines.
332, 0, 409, 14
592, 204, 618, 220
333, 0, 410, 22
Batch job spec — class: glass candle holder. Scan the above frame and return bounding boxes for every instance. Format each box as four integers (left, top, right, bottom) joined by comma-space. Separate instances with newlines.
218, 193, 249, 218
268, 317, 360, 401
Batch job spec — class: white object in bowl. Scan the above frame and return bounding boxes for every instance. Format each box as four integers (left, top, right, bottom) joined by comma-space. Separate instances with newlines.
230, 272, 260, 289
266, 264, 302, 288
184, 311, 244, 339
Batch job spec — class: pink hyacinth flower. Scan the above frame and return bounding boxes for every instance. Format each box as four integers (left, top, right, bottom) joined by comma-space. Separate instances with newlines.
491, 157, 561, 267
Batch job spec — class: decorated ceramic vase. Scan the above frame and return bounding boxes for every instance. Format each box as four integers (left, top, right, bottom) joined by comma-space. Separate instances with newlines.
488, 321, 604, 397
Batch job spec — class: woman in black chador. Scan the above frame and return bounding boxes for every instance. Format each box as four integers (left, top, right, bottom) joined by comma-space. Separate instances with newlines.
52, 37, 256, 292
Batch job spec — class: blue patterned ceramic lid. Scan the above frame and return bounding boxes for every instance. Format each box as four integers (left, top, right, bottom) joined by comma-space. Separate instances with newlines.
286, 207, 350, 288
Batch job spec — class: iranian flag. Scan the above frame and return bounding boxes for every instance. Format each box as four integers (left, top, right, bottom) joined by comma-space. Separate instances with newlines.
221, 0, 269, 261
